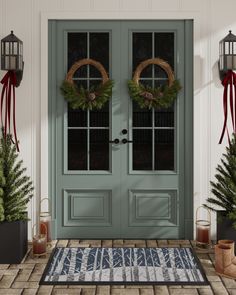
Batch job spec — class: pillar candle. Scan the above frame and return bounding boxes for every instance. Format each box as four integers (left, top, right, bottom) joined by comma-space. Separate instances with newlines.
33, 235, 47, 255
40, 220, 52, 243
197, 226, 209, 244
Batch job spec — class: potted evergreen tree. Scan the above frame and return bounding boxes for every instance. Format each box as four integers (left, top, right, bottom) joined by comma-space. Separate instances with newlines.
0, 132, 33, 263
204, 133, 236, 244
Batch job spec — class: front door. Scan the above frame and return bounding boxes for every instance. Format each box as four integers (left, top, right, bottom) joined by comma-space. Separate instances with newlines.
49, 20, 193, 239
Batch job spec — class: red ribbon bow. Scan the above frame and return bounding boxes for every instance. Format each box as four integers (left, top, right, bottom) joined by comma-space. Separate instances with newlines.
0, 70, 19, 151
219, 70, 236, 144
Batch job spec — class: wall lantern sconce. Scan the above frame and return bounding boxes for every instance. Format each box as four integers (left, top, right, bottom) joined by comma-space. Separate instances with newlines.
218, 31, 236, 144
219, 30, 236, 80
0, 31, 24, 152
1, 30, 24, 87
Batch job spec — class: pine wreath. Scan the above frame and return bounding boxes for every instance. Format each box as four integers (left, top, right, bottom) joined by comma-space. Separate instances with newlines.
61, 58, 114, 110
128, 58, 181, 109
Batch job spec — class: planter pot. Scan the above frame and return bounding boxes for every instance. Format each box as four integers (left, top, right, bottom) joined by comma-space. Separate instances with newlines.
0, 220, 28, 263
217, 210, 236, 253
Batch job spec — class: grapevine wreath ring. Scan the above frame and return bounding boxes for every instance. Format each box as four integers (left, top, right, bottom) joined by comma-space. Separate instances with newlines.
60, 58, 114, 110
128, 58, 181, 109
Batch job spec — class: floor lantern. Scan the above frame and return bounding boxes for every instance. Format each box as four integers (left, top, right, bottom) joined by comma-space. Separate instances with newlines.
195, 206, 211, 250
40, 198, 52, 246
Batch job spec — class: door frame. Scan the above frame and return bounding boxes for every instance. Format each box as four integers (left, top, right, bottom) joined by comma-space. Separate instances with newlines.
45, 18, 193, 240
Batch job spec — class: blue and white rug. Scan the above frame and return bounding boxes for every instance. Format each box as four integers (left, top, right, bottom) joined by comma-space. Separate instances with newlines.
40, 247, 208, 285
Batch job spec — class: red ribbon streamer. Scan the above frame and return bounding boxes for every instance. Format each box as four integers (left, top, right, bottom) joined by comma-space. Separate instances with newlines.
219, 70, 236, 144
0, 71, 19, 151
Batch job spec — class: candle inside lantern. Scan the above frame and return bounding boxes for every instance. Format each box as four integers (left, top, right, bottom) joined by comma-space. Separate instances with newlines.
32, 234, 47, 255
40, 219, 52, 243
197, 226, 210, 244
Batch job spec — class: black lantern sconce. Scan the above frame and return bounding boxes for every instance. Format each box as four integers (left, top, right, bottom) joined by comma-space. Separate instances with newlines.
219, 30, 236, 80
1, 31, 24, 87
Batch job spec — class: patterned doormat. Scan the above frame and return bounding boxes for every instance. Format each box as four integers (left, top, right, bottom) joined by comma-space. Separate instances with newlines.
40, 247, 208, 285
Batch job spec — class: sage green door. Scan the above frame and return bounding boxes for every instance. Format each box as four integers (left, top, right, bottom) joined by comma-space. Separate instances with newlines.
49, 20, 193, 239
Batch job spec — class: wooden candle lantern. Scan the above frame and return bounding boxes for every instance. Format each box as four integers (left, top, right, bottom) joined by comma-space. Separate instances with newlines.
40, 198, 52, 245
32, 224, 47, 257
196, 206, 211, 249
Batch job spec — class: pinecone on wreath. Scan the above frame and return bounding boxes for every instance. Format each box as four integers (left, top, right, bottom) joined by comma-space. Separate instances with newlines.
141, 91, 154, 101
87, 92, 96, 101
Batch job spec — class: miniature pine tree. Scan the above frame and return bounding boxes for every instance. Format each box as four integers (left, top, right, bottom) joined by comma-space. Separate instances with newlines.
0, 131, 34, 221
205, 133, 236, 229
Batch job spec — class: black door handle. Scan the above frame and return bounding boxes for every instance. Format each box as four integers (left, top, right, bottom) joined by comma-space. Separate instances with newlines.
109, 138, 120, 144
122, 138, 133, 144
122, 129, 128, 135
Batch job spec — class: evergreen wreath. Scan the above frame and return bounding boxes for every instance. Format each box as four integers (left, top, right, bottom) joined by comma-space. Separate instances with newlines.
61, 58, 114, 110
128, 58, 181, 109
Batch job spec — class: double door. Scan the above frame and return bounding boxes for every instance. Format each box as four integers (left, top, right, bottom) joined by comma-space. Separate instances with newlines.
49, 20, 193, 238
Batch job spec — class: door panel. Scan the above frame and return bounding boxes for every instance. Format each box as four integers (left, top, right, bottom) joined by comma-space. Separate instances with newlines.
120, 21, 184, 238
55, 21, 122, 238
49, 20, 193, 239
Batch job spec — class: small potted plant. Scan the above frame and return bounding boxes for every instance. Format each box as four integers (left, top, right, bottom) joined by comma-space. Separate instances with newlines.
0, 131, 33, 263
204, 133, 236, 244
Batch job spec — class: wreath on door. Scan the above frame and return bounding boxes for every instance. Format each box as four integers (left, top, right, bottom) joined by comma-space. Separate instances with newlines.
128, 58, 181, 109
60, 58, 114, 110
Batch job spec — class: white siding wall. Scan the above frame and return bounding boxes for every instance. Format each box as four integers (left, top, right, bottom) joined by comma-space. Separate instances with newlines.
0, 0, 234, 239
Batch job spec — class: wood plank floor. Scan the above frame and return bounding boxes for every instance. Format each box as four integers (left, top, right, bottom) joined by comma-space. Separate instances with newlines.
0, 239, 235, 295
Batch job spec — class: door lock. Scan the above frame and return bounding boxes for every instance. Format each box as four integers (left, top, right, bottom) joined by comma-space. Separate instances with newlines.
109, 138, 120, 144
122, 138, 133, 144
121, 129, 128, 135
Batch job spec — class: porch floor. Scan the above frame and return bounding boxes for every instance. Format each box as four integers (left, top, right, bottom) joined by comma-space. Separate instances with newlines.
0, 239, 235, 295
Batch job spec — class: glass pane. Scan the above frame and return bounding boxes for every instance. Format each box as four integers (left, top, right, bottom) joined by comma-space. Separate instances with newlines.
90, 101, 109, 127
155, 107, 174, 127
73, 65, 88, 79
68, 33, 87, 73
154, 79, 168, 88
68, 129, 87, 170
133, 33, 152, 77
90, 33, 109, 77
154, 65, 168, 79
139, 79, 152, 88
90, 129, 109, 170
133, 101, 152, 127
89, 79, 102, 89
133, 130, 152, 170
154, 33, 174, 70
140, 65, 153, 78
74, 79, 87, 90
155, 130, 174, 170
68, 105, 87, 127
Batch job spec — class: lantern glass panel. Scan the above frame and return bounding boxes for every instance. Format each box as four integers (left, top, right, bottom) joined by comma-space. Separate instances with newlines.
9, 56, 16, 70
230, 42, 233, 54
13, 42, 17, 55
219, 56, 222, 70
5, 56, 9, 69
225, 42, 229, 54
5, 42, 9, 55
227, 56, 233, 69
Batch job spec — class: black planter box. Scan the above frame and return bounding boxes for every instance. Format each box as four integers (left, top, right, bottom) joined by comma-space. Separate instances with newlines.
217, 210, 236, 253
0, 220, 28, 264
